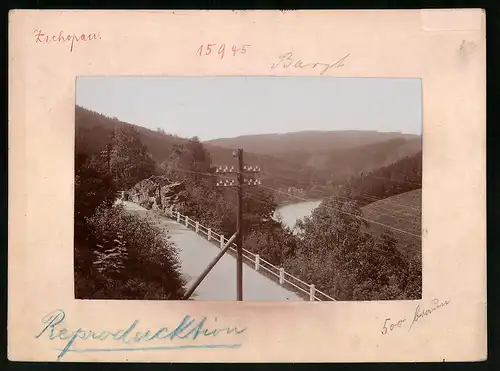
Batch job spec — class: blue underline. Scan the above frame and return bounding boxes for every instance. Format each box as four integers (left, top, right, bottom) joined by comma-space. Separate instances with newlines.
55, 343, 242, 353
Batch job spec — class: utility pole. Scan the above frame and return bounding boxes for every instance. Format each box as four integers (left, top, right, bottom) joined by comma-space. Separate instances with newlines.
235, 149, 244, 301
215, 149, 261, 301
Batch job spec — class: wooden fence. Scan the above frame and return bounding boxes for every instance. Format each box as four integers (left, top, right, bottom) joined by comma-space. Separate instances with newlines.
164, 206, 335, 302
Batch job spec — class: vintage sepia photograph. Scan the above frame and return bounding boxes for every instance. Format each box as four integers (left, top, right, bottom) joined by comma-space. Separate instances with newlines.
74, 76, 422, 302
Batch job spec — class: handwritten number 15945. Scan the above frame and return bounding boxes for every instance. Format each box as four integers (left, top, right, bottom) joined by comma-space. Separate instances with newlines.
197, 44, 251, 60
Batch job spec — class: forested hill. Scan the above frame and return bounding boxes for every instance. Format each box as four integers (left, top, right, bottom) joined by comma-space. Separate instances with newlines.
205, 129, 421, 198
205, 130, 419, 156
294, 137, 421, 186
75, 105, 421, 200
333, 151, 422, 207
76, 106, 310, 193
76, 105, 184, 161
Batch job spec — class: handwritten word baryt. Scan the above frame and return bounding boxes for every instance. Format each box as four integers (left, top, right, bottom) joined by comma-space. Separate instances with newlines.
34, 30, 102, 52
271, 52, 350, 75
35, 309, 247, 361
197, 43, 251, 60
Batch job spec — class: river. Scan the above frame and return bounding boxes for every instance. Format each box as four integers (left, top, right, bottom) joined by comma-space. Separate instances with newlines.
275, 200, 323, 230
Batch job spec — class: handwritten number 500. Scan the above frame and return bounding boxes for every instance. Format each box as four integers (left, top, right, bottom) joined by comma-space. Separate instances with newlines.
197, 44, 251, 60
381, 318, 406, 335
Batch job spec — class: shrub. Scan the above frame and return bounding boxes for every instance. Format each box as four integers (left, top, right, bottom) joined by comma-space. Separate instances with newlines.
77, 204, 186, 300
244, 221, 298, 267
139, 199, 154, 210
75, 153, 116, 224
285, 197, 422, 301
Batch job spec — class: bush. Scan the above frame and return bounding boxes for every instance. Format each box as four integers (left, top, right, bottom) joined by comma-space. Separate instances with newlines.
244, 220, 298, 267
139, 199, 154, 210
75, 153, 116, 224
285, 197, 422, 301
76, 204, 186, 300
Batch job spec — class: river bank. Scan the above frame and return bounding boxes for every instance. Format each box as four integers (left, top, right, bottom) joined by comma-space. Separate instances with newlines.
275, 199, 323, 229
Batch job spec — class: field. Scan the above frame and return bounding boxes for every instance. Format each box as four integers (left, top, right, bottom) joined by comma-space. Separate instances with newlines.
362, 189, 422, 262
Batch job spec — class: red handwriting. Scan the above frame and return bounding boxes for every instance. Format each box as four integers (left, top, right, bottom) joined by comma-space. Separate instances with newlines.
34, 30, 101, 52
197, 44, 251, 60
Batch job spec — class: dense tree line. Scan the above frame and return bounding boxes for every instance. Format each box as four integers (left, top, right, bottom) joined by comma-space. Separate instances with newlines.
74, 127, 186, 300
284, 198, 421, 300
334, 152, 422, 207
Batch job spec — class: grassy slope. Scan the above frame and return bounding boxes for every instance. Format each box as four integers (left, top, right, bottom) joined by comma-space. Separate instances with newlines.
361, 189, 422, 262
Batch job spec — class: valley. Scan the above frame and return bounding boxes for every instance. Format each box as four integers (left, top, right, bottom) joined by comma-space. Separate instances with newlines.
275, 200, 323, 230
75, 104, 423, 301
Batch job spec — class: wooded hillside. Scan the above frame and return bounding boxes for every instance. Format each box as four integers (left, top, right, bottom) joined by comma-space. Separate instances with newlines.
205, 130, 419, 155
333, 151, 422, 206
76, 106, 421, 201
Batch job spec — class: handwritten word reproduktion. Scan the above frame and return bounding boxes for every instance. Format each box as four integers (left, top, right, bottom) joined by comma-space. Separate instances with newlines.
34, 30, 101, 52
36, 309, 247, 361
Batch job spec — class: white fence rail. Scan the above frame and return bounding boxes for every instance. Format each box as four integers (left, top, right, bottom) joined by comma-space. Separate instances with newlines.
164, 206, 335, 302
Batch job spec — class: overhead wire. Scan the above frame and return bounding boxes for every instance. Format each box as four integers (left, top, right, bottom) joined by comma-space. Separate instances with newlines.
164, 166, 421, 239
259, 184, 421, 239
261, 174, 421, 226
259, 170, 422, 212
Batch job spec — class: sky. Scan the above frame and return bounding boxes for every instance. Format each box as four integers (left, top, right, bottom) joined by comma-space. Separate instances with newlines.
76, 76, 422, 141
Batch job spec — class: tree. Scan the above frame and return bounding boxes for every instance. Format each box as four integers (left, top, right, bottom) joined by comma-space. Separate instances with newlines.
74, 151, 118, 297
242, 188, 278, 235
160, 137, 212, 185
109, 127, 156, 189
244, 216, 298, 266
74, 153, 116, 226
295, 197, 369, 256
285, 196, 420, 300
334, 152, 422, 207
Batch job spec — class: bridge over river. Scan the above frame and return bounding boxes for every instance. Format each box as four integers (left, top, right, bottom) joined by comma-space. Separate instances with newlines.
120, 201, 303, 301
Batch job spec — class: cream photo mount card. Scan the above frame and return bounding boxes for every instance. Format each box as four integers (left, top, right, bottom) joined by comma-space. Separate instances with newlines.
8, 9, 486, 362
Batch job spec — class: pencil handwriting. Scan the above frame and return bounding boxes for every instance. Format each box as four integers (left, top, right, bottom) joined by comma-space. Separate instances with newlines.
408, 298, 451, 332
271, 52, 350, 75
380, 298, 452, 335
381, 317, 406, 335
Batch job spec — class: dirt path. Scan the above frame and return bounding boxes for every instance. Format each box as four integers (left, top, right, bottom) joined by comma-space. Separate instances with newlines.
120, 201, 303, 301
